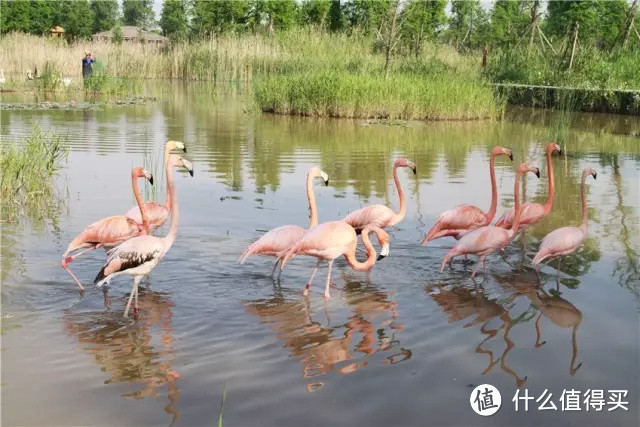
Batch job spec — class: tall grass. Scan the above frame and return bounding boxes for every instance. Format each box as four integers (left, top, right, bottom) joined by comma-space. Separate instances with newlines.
0, 30, 501, 119
0, 126, 68, 223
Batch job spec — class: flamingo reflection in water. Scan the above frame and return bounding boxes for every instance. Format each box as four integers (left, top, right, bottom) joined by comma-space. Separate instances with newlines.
63, 290, 180, 424
244, 280, 407, 391
426, 283, 528, 388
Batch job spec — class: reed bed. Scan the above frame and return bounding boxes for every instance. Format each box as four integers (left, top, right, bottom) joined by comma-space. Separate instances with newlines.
0, 30, 501, 120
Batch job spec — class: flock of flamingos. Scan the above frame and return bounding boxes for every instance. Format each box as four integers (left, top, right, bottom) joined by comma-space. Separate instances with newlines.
61, 140, 596, 317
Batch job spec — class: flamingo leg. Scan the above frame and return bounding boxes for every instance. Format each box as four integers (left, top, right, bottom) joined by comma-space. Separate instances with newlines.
271, 258, 280, 278
471, 256, 486, 278
535, 314, 546, 347
303, 260, 321, 296
61, 246, 100, 290
124, 276, 143, 317
324, 260, 333, 299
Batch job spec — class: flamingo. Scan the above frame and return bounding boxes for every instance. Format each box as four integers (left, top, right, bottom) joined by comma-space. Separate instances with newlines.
532, 168, 597, 273
421, 146, 513, 244
494, 143, 562, 250
343, 158, 416, 232
125, 140, 187, 232
440, 163, 541, 277
61, 167, 153, 290
239, 167, 329, 276
280, 221, 390, 299
93, 155, 193, 317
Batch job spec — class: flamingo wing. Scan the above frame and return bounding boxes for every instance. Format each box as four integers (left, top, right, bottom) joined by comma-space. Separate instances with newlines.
424, 205, 487, 242
94, 235, 164, 285
495, 203, 545, 229
240, 224, 306, 262
343, 205, 394, 232
288, 221, 355, 260
125, 202, 170, 230
65, 215, 139, 255
532, 227, 585, 265
454, 226, 511, 255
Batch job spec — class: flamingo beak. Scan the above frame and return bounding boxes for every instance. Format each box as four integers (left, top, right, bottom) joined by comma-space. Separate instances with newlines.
535, 168, 540, 178
377, 243, 390, 261
508, 152, 513, 161
412, 166, 417, 175
149, 175, 154, 185
182, 145, 187, 153
592, 171, 597, 180
189, 169, 194, 177
325, 179, 329, 186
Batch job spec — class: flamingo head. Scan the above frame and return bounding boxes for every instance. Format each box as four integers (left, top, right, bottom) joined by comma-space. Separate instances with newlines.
492, 146, 513, 161
132, 167, 154, 185
517, 163, 540, 179
584, 167, 597, 180
167, 140, 187, 153
169, 154, 194, 176
369, 226, 390, 261
394, 158, 417, 174
547, 142, 562, 155
308, 167, 329, 186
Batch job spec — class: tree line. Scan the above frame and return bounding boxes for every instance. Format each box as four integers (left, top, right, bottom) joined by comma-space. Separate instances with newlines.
1, 0, 637, 51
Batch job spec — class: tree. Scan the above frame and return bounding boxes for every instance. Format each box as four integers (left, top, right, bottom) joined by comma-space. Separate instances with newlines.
545, 0, 600, 41
344, 0, 393, 35
401, 0, 447, 56
490, 0, 529, 46
112, 24, 124, 44
248, 0, 298, 35
91, 0, 119, 33
599, 0, 628, 47
449, 0, 488, 50
300, 0, 331, 28
191, 0, 249, 37
59, 0, 95, 40
1, 0, 31, 33
161, 0, 188, 41
29, 0, 57, 35
122, 0, 155, 30
328, 0, 344, 32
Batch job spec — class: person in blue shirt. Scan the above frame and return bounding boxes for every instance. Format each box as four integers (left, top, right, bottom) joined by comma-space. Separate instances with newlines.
82, 53, 95, 80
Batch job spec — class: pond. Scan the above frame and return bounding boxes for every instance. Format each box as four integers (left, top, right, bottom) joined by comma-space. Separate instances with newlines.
1, 83, 639, 426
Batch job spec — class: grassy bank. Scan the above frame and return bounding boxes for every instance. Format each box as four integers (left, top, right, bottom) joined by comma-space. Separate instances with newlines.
0, 31, 501, 120
0, 126, 68, 223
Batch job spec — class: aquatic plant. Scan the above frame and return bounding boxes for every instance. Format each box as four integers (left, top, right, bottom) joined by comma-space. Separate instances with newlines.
0, 126, 68, 224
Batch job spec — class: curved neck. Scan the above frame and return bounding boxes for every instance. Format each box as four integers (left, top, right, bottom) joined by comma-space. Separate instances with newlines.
579, 174, 589, 232
132, 174, 149, 234
163, 145, 172, 210
307, 172, 319, 228
543, 150, 555, 214
344, 229, 377, 271
390, 164, 406, 226
161, 166, 179, 250
511, 171, 523, 235
486, 153, 498, 221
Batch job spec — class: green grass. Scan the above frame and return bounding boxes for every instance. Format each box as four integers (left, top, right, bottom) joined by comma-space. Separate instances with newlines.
255, 69, 498, 120
0, 126, 68, 223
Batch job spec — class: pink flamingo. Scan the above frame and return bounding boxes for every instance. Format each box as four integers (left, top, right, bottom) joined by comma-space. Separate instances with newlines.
495, 143, 562, 250
441, 163, 540, 277
421, 146, 513, 244
532, 168, 597, 273
280, 221, 390, 299
239, 167, 329, 276
61, 167, 153, 290
343, 158, 416, 232
125, 140, 186, 232
94, 155, 193, 317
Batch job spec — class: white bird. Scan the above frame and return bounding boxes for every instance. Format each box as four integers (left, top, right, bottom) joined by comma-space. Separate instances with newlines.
61, 77, 72, 87
93, 155, 193, 317
0, 70, 5, 85
26, 70, 34, 80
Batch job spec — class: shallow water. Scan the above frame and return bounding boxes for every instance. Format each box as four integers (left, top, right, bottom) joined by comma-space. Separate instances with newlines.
2, 83, 639, 426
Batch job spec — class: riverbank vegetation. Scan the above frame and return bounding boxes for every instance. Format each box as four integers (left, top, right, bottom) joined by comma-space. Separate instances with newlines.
1, 0, 638, 116
0, 127, 68, 224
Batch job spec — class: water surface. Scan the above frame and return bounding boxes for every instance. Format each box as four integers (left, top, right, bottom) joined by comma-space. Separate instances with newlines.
2, 83, 639, 426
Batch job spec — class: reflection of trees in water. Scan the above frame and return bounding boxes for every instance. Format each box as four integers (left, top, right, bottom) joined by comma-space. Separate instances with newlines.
243, 279, 407, 391
63, 290, 180, 425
